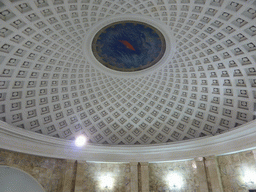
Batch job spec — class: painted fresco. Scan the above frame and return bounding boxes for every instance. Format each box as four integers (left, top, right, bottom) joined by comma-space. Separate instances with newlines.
92, 21, 166, 72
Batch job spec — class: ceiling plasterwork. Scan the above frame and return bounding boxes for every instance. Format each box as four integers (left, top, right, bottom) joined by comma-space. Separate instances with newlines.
0, 0, 255, 145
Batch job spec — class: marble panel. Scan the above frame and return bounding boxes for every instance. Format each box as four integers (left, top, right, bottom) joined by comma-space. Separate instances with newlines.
149, 160, 198, 192
75, 161, 131, 192
218, 151, 256, 192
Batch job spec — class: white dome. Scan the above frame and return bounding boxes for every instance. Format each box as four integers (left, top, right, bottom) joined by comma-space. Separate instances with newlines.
0, 0, 255, 147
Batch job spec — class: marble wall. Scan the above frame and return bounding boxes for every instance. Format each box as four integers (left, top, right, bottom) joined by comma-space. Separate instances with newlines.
2, 148, 256, 192
0, 149, 76, 192
218, 151, 256, 192
149, 160, 198, 192
75, 161, 131, 192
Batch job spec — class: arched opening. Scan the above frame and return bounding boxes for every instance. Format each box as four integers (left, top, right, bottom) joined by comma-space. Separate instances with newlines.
0, 166, 45, 192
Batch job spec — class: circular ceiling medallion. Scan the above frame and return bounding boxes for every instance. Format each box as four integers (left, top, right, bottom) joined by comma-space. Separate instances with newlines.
83, 14, 176, 77
91, 21, 166, 72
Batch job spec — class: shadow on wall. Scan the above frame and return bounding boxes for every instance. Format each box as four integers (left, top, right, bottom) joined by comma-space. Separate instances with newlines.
0, 166, 45, 192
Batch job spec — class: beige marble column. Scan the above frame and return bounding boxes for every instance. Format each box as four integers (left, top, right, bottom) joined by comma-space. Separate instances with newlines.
194, 157, 209, 192
63, 160, 77, 192
205, 156, 223, 192
130, 162, 138, 192
74, 160, 87, 192
140, 162, 149, 192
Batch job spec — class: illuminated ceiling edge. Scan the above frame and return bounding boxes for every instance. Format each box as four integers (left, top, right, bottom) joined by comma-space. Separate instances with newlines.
0, 120, 256, 162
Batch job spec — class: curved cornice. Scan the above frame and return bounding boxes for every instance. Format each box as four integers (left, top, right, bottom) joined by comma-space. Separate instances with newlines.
1, 120, 256, 162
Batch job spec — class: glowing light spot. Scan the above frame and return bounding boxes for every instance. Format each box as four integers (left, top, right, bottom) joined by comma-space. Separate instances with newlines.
192, 162, 197, 169
75, 135, 86, 147
242, 167, 256, 184
166, 172, 183, 189
99, 174, 114, 189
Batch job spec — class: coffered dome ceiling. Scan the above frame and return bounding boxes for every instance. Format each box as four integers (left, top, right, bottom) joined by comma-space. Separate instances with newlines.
0, 0, 255, 145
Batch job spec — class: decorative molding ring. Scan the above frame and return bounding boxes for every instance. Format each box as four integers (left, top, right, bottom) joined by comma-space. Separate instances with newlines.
1, 120, 256, 162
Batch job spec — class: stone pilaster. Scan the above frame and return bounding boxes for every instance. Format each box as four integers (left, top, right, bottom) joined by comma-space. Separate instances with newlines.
62, 160, 77, 192
252, 150, 256, 160
140, 162, 149, 192
194, 157, 209, 192
130, 162, 138, 192
74, 160, 87, 192
205, 156, 223, 192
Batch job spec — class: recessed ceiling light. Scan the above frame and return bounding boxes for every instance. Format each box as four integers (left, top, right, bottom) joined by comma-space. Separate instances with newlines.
75, 135, 86, 147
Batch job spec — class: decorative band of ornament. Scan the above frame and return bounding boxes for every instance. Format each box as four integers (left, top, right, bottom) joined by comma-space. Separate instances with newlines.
92, 21, 166, 72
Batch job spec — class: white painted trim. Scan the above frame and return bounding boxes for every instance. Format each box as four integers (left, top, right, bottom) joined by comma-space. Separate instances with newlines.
83, 14, 176, 78
0, 120, 256, 162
